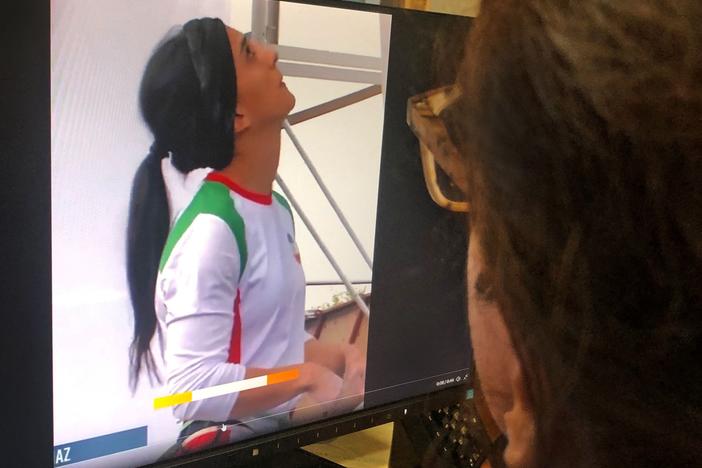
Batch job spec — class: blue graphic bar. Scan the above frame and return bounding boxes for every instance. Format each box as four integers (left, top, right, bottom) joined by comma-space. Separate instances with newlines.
54, 426, 147, 466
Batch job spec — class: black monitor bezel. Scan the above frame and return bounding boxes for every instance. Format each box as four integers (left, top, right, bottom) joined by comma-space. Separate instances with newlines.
3, 1, 472, 466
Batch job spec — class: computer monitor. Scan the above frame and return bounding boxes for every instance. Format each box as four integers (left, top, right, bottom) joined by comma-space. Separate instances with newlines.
5, 1, 474, 466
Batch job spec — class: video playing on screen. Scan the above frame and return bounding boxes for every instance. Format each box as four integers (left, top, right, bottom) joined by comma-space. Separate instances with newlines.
51, 1, 471, 466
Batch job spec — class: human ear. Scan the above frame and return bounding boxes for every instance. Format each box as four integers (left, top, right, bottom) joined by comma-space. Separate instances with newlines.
234, 108, 251, 134
502, 365, 536, 468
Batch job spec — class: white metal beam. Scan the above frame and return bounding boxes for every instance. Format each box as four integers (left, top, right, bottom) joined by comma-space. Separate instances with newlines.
287, 85, 382, 125
276, 45, 382, 71
278, 62, 383, 84
251, 0, 279, 43
276, 175, 371, 317
283, 121, 374, 270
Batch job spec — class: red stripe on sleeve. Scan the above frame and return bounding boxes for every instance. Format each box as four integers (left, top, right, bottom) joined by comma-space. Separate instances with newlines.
228, 289, 242, 364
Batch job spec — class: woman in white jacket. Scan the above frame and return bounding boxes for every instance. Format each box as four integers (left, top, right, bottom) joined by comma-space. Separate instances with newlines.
126, 17, 364, 457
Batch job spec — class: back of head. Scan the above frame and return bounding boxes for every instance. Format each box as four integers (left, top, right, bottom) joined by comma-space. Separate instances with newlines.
451, 0, 702, 466
139, 17, 236, 172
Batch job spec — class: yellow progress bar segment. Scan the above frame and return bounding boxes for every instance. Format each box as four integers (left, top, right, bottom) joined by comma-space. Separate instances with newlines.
154, 368, 301, 410
154, 391, 192, 410
267, 368, 301, 385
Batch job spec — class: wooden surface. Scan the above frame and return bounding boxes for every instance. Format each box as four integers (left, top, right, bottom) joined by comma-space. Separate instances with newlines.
428, 0, 480, 17
303, 423, 394, 468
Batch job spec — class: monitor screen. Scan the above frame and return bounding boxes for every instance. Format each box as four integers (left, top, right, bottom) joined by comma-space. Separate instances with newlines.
49, 1, 472, 466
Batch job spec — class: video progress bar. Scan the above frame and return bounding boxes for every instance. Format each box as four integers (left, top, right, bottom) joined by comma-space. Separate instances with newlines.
154, 368, 300, 410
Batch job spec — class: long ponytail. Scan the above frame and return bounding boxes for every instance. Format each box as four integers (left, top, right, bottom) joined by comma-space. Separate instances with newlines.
127, 17, 237, 391
127, 146, 169, 391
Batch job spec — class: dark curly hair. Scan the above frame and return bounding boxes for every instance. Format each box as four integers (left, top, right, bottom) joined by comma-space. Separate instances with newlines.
449, 1, 702, 466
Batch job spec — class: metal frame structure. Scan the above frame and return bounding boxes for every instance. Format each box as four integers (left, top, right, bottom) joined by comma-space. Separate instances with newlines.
250, 0, 389, 316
